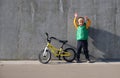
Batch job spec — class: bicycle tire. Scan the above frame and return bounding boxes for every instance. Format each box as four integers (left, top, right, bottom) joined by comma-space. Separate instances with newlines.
38, 49, 51, 64
63, 48, 76, 62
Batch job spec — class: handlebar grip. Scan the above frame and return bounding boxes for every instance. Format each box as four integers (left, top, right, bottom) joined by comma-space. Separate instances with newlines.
45, 32, 49, 41
45, 32, 48, 36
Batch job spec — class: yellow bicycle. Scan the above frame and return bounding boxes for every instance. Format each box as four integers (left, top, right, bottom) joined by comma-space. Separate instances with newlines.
38, 32, 76, 64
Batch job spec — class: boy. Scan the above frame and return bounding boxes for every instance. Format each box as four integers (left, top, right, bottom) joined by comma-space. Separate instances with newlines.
73, 13, 91, 63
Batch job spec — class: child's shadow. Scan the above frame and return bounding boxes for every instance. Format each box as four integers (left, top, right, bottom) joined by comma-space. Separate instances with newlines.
89, 27, 120, 62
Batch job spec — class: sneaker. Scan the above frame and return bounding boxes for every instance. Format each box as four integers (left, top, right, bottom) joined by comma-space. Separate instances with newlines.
86, 60, 90, 63
86, 60, 92, 63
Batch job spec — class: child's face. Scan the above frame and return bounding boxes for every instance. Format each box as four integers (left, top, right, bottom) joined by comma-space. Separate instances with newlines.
78, 18, 84, 26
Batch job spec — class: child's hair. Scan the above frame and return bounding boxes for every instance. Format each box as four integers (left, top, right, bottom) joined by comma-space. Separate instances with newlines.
77, 17, 84, 21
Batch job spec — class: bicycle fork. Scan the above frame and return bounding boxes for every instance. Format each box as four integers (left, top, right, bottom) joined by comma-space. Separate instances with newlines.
43, 46, 48, 56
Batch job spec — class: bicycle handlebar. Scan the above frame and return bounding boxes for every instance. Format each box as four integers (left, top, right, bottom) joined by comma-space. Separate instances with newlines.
45, 32, 50, 42
45, 32, 57, 41
45, 32, 68, 45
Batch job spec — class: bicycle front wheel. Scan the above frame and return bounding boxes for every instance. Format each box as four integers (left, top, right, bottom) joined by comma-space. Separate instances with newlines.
38, 49, 51, 64
63, 48, 76, 62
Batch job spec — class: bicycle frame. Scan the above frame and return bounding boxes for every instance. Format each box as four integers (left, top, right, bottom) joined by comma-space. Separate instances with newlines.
44, 42, 71, 57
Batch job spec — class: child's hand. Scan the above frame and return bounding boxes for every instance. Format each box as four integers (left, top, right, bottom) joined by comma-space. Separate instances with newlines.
74, 13, 78, 18
84, 16, 88, 20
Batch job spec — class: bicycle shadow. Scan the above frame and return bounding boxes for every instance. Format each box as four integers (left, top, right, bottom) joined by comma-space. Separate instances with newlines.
47, 60, 95, 65
89, 27, 120, 62
47, 60, 76, 65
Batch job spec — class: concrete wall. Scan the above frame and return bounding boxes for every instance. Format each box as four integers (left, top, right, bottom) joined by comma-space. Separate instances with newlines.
0, 0, 120, 60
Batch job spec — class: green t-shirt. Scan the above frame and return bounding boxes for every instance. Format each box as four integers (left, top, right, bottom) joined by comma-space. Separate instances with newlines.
76, 24, 88, 40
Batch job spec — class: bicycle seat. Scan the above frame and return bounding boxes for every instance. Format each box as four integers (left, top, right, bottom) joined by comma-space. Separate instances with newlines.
59, 40, 68, 44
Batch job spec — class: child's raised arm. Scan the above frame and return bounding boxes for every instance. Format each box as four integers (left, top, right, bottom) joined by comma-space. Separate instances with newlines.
85, 16, 91, 29
73, 13, 78, 29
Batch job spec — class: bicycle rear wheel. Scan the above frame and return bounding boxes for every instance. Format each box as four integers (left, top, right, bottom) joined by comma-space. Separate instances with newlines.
63, 48, 76, 62
38, 49, 51, 64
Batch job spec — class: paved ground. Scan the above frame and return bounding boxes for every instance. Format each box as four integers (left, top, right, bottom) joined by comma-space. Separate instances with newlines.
0, 60, 120, 78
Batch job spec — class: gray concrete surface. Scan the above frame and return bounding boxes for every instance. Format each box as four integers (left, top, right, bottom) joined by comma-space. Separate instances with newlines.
0, 61, 120, 78
0, 0, 120, 60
